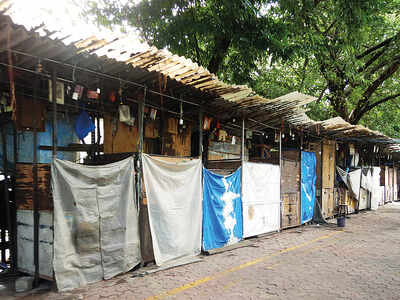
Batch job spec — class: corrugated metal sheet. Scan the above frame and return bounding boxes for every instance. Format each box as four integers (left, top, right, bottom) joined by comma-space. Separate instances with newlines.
0, 10, 315, 130
309, 117, 400, 152
0, 8, 399, 149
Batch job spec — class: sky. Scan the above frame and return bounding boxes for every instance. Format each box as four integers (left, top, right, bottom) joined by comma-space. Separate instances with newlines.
7, 0, 148, 52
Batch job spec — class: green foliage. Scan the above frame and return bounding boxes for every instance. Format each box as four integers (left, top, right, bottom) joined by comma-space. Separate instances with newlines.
86, 0, 400, 137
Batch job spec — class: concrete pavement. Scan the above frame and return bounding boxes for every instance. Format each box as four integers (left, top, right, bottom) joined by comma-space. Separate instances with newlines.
2, 202, 400, 299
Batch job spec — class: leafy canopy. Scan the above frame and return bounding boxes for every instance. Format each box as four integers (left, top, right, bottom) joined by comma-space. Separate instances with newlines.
87, 0, 400, 137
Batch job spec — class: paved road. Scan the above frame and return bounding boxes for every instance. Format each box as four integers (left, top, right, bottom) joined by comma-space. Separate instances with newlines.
3, 203, 400, 300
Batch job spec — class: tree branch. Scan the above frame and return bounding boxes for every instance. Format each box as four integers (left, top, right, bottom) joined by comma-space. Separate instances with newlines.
351, 93, 400, 124
357, 48, 386, 73
356, 34, 396, 59
366, 93, 400, 111
362, 61, 400, 100
298, 57, 309, 92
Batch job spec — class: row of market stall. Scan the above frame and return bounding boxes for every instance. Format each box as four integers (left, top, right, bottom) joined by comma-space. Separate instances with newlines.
0, 9, 399, 292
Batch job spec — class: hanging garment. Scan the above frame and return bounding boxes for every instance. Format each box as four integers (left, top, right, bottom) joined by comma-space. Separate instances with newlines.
142, 154, 202, 266
74, 110, 95, 140
242, 162, 280, 237
202, 167, 242, 251
51, 157, 140, 291
301, 151, 317, 224
119, 105, 135, 126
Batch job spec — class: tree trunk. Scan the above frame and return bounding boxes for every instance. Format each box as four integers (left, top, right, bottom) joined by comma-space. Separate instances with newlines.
207, 36, 231, 74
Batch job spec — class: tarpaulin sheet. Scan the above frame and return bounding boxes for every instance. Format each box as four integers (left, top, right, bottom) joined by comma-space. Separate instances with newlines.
51, 157, 140, 291
242, 162, 280, 238
348, 169, 362, 199
202, 167, 242, 251
301, 151, 317, 224
142, 154, 202, 266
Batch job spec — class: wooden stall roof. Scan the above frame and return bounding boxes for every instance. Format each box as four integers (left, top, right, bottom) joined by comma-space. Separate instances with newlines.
0, 9, 315, 131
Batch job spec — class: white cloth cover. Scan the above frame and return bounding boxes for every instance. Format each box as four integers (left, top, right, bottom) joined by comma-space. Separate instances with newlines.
142, 154, 202, 266
51, 157, 140, 291
370, 167, 382, 210
242, 162, 280, 238
348, 169, 362, 199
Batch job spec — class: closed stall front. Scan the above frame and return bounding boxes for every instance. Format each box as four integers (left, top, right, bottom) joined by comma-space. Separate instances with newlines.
281, 150, 301, 228
321, 140, 336, 218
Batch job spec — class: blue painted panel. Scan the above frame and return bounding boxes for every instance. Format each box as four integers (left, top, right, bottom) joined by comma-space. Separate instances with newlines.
1, 116, 77, 166
301, 151, 317, 224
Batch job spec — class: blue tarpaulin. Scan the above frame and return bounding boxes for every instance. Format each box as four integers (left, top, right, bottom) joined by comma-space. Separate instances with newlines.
301, 151, 317, 224
202, 167, 242, 251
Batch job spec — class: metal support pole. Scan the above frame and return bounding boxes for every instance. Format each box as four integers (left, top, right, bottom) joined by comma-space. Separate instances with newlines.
137, 88, 146, 209
51, 68, 57, 158
356, 166, 362, 213
241, 119, 245, 162
1, 127, 13, 272
12, 124, 18, 272
139, 88, 146, 158
392, 159, 395, 202
199, 110, 203, 159
279, 130, 282, 230
33, 73, 40, 286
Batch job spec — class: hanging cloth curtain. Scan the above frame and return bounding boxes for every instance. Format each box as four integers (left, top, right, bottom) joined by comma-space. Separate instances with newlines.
142, 154, 202, 266
51, 157, 140, 291
242, 162, 280, 238
202, 167, 242, 251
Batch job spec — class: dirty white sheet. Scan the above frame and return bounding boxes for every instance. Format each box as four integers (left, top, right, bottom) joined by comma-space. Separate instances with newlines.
51, 157, 140, 291
242, 162, 280, 238
142, 154, 202, 266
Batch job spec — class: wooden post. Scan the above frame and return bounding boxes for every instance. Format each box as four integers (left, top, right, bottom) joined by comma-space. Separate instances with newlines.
199, 110, 203, 159
52, 68, 57, 158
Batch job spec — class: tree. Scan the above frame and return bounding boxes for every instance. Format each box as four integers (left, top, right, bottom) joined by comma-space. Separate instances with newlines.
86, 0, 292, 79
87, 0, 400, 136
270, 0, 400, 125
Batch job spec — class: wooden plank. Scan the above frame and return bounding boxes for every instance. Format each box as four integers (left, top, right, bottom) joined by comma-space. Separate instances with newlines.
103, 114, 139, 154
321, 188, 335, 218
322, 141, 335, 189
15, 163, 52, 210
281, 192, 301, 228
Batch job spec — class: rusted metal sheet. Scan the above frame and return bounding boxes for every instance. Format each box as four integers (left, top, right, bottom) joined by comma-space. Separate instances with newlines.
281, 151, 300, 194
15, 163, 52, 210
15, 96, 46, 132
204, 159, 241, 176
